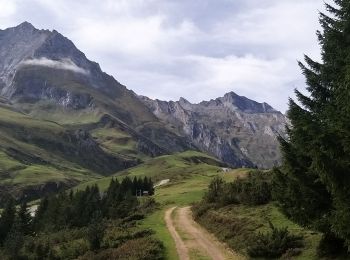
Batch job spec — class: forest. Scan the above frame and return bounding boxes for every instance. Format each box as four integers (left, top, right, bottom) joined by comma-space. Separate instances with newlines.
0, 176, 163, 259
194, 2, 350, 258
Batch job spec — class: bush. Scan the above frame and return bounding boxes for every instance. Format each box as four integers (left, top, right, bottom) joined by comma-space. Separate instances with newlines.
81, 237, 164, 260
230, 171, 272, 205
193, 208, 257, 253
247, 222, 303, 258
204, 176, 225, 203
317, 232, 347, 258
192, 201, 214, 219
204, 171, 272, 206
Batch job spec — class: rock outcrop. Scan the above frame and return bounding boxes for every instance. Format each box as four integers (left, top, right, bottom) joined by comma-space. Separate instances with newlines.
139, 92, 287, 168
0, 22, 287, 170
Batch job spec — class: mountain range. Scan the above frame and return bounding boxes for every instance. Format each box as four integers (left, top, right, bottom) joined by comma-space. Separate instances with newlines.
0, 22, 287, 200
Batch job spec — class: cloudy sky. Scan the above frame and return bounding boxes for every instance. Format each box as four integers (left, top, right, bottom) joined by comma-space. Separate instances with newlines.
0, 0, 326, 111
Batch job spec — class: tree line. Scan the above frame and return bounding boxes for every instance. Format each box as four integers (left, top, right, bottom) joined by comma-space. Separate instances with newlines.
0, 176, 155, 258
272, 0, 350, 257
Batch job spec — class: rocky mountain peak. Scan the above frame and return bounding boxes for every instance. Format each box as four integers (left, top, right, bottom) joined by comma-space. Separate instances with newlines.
14, 21, 36, 31
179, 97, 190, 104
0, 22, 126, 99
178, 97, 193, 109
139, 93, 287, 168
219, 91, 277, 114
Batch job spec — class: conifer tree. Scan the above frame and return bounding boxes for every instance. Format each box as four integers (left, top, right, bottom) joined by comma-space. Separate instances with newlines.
17, 201, 32, 236
4, 220, 24, 259
273, 0, 350, 253
0, 198, 16, 245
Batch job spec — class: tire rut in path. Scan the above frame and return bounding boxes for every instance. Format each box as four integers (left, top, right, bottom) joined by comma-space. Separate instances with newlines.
165, 207, 190, 260
165, 206, 244, 260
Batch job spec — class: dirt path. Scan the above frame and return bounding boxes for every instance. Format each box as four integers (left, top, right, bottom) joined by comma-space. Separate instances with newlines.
165, 207, 190, 260
165, 206, 244, 260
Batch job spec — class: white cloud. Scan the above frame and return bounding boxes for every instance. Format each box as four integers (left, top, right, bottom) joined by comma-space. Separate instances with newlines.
0, 0, 17, 18
0, 0, 327, 112
20, 58, 89, 75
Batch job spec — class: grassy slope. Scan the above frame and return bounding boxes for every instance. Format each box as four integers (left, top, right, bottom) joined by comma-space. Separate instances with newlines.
0, 105, 95, 189
90, 127, 150, 161
74, 151, 225, 191
0, 65, 193, 197
76, 151, 319, 259
140, 168, 248, 260
197, 204, 321, 259
73, 151, 248, 259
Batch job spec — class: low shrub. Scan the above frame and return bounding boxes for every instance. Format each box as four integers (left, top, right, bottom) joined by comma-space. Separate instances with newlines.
247, 222, 303, 258
192, 201, 214, 219
81, 237, 164, 260
192, 206, 258, 253
204, 171, 272, 206
317, 232, 347, 258
230, 171, 272, 205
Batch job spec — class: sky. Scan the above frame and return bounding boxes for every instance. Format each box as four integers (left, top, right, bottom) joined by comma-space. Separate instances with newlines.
0, 0, 326, 112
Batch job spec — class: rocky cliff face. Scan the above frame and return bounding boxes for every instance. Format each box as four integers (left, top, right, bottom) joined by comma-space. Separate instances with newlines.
0, 22, 191, 161
0, 22, 286, 171
0, 22, 126, 104
139, 92, 287, 168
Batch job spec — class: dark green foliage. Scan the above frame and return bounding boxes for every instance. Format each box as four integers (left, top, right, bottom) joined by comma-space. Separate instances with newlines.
204, 176, 225, 203
204, 171, 272, 206
224, 171, 271, 205
32, 176, 155, 231
0, 198, 16, 245
81, 237, 164, 260
272, 0, 350, 254
0, 176, 163, 259
317, 232, 348, 258
247, 222, 304, 258
87, 212, 105, 251
17, 201, 32, 235
3, 220, 24, 259
131, 176, 154, 196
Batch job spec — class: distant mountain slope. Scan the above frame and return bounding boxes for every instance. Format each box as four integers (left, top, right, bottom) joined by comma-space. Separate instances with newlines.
139, 92, 287, 168
74, 150, 226, 192
0, 22, 191, 153
0, 99, 137, 201
0, 22, 286, 200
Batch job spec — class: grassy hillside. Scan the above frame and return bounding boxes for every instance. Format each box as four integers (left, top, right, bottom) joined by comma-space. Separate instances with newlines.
74, 150, 226, 192
0, 103, 141, 202
75, 152, 319, 260
13, 66, 191, 154
0, 106, 91, 180
73, 150, 246, 260
23, 148, 320, 259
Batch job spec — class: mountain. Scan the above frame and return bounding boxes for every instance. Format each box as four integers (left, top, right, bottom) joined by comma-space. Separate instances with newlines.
139, 92, 287, 168
0, 22, 286, 199
0, 21, 190, 149
0, 22, 192, 200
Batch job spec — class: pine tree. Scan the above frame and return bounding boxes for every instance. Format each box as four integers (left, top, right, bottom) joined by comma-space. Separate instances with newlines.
4, 220, 24, 259
33, 196, 48, 232
132, 177, 138, 196
17, 201, 32, 235
148, 178, 155, 196
273, 0, 350, 253
86, 211, 105, 251
0, 198, 16, 245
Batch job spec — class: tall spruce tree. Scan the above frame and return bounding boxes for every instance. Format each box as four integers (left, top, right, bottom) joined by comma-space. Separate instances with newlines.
0, 199, 16, 245
17, 201, 32, 236
273, 0, 350, 254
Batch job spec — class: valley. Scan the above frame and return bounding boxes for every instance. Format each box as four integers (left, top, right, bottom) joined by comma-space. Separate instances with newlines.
68, 152, 320, 259
0, 11, 345, 259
